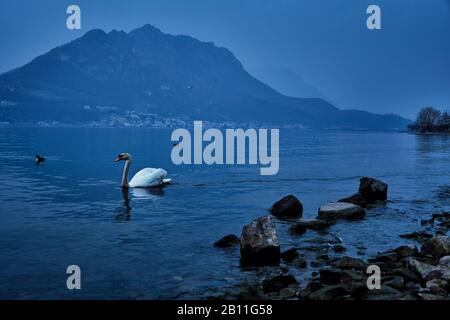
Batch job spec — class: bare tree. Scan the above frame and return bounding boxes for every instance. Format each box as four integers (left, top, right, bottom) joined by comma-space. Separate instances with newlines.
415, 107, 442, 131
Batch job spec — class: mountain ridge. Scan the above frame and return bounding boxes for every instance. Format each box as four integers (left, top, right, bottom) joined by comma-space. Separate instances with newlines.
0, 24, 411, 129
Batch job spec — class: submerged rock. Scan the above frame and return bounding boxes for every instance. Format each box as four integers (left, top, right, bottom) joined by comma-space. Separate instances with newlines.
394, 245, 419, 258
399, 231, 433, 242
281, 248, 299, 262
270, 195, 303, 218
336, 256, 366, 270
288, 219, 331, 235
317, 202, 365, 221
214, 234, 240, 248
262, 274, 298, 293
240, 216, 280, 266
333, 245, 347, 253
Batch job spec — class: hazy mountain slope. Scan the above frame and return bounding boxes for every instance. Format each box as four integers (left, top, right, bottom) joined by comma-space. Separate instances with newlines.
0, 24, 411, 129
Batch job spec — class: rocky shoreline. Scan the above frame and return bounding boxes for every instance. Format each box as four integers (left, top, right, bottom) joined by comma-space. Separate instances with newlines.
211, 177, 450, 300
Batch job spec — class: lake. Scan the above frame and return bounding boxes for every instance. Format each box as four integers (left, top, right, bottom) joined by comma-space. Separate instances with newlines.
0, 127, 449, 299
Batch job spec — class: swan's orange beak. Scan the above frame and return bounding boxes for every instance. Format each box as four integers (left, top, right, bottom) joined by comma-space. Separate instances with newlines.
114, 155, 123, 162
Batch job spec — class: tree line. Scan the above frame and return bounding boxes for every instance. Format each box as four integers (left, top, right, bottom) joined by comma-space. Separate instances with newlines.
408, 107, 450, 133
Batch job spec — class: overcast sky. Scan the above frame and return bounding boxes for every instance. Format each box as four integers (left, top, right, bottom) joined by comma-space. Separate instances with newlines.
0, 0, 449, 119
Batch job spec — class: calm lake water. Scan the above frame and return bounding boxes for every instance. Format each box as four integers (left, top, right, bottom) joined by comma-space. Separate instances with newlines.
0, 127, 449, 299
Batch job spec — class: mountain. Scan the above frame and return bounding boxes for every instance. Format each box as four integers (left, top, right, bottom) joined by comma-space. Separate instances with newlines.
0, 24, 411, 129
246, 65, 327, 100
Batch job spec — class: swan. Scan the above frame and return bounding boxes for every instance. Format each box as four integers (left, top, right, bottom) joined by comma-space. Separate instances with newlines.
114, 153, 171, 188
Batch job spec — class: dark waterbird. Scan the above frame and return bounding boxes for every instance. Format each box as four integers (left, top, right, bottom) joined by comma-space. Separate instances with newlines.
35, 155, 45, 165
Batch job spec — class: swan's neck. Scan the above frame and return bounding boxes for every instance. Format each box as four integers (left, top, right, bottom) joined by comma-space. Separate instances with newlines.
122, 160, 131, 188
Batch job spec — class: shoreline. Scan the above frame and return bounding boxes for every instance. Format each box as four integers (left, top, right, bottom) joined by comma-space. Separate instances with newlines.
209, 178, 450, 300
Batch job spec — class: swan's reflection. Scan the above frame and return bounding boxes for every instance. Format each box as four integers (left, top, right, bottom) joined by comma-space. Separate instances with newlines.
114, 187, 166, 222
115, 188, 132, 222
131, 187, 166, 199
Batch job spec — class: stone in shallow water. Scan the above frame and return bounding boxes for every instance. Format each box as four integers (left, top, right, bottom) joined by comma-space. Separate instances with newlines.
270, 195, 303, 218
214, 234, 240, 248
240, 216, 280, 266
317, 202, 365, 221
262, 274, 298, 293
281, 248, 299, 262
358, 177, 388, 202
336, 256, 366, 270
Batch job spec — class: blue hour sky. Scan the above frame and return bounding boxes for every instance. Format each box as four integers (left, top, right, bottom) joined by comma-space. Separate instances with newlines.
0, 0, 449, 119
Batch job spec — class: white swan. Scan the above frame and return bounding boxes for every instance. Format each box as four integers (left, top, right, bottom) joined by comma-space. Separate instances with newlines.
114, 153, 171, 188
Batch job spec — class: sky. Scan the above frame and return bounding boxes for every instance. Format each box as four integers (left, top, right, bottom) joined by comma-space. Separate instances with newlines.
0, 0, 449, 119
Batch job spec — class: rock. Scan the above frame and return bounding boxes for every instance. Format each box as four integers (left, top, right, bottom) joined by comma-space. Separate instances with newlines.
384, 276, 404, 290
418, 293, 448, 300
364, 284, 405, 300
371, 252, 400, 263
336, 256, 366, 270
341, 270, 367, 296
270, 195, 303, 218
262, 275, 298, 293
333, 245, 346, 253
320, 267, 342, 285
240, 216, 280, 266
279, 287, 297, 299
405, 282, 422, 293
308, 285, 347, 300
426, 279, 448, 296
358, 177, 388, 202
281, 248, 299, 262
439, 255, 450, 268
421, 236, 450, 261
292, 257, 308, 269
338, 177, 388, 207
214, 234, 240, 248
289, 219, 331, 234
394, 245, 419, 258
405, 258, 434, 281
288, 223, 307, 236
393, 267, 422, 283
338, 193, 368, 208
317, 202, 366, 221
399, 231, 433, 241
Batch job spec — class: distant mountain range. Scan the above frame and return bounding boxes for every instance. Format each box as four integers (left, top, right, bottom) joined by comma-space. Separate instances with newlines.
0, 24, 411, 129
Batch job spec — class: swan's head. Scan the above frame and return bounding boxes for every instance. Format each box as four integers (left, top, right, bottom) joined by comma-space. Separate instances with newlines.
114, 152, 132, 162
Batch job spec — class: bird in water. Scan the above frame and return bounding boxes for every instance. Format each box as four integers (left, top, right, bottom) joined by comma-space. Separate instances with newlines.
35, 155, 45, 165
114, 152, 171, 188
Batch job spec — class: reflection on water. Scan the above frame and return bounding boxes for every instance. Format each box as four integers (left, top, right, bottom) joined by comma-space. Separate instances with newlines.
115, 189, 132, 222
131, 186, 166, 199
0, 127, 449, 299
115, 187, 166, 222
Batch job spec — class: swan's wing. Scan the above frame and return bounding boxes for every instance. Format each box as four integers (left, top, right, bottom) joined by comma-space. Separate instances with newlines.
129, 168, 168, 188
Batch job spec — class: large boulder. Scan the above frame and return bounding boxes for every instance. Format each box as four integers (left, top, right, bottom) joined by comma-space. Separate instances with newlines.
270, 195, 303, 218
359, 177, 388, 202
317, 202, 365, 221
240, 216, 280, 266
338, 177, 388, 207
